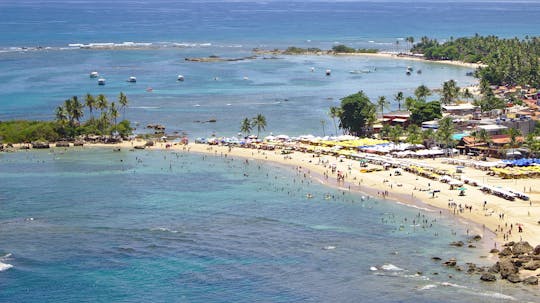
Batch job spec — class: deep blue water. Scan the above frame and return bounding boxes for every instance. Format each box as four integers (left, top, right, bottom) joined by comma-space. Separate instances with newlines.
1, 148, 537, 302
4, 1, 540, 136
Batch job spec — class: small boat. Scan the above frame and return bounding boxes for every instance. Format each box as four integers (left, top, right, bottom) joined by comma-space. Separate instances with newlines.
97, 78, 106, 85
310, 67, 315, 72
407, 66, 413, 72
325, 69, 331, 76
406, 71, 411, 76
416, 69, 422, 74
90, 71, 99, 78
127, 76, 137, 83
177, 75, 184, 81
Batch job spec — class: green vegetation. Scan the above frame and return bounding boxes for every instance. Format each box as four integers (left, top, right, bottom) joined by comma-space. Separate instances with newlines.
411, 35, 540, 86
409, 101, 442, 126
0, 92, 133, 144
283, 47, 322, 54
283, 45, 378, 55
0, 121, 61, 143
337, 91, 377, 136
240, 114, 267, 138
356, 48, 378, 53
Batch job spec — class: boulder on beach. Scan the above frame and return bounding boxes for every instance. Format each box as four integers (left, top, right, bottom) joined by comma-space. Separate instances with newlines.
450, 241, 464, 247
471, 234, 482, 241
534, 245, 540, 255
480, 273, 497, 282
512, 241, 533, 255
74, 141, 84, 146
56, 141, 70, 147
522, 276, 539, 285
507, 274, 521, 283
523, 260, 540, 271
498, 247, 513, 257
31, 141, 50, 149
489, 248, 499, 254
498, 259, 518, 279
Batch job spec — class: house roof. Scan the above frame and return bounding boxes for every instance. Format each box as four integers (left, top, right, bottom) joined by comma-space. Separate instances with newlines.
442, 104, 478, 111
477, 124, 508, 131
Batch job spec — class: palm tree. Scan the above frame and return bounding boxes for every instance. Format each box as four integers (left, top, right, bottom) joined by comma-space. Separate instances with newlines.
461, 88, 474, 102
404, 96, 417, 111
388, 126, 402, 145
110, 102, 119, 134
240, 118, 252, 137
55, 105, 68, 125
329, 106, 342, 136
320, 120, 326, 136
422, 128, 436, 148
85, 93, 96, 120
118, 92, 128, 120
414, 85, 431, 102
251, 113, 267, 138
441, 80, 459, 105
377, 96, 389, 118
505, 127, 522, 157
437, 117, 455, 156
70, 96, 84, 126
96, 94, 108, 116
406, 36, 415, 51
394, 91, 404, 111
477, 128, 491, 146
406, 124, 422, 144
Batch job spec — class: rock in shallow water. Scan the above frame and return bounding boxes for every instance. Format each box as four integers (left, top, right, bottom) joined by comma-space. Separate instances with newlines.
507, 274, 521, 283
498, 259, 518, 279
522, 276, 538, 285
480, 273, 497, 282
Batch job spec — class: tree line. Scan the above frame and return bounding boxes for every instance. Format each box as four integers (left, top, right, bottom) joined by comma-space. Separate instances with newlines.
0, 92, 132, 143
411, 35, 540, 87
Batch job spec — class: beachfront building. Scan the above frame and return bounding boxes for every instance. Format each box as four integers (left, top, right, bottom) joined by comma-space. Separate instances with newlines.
382, 111, 411, 127
442, 103, 479, 117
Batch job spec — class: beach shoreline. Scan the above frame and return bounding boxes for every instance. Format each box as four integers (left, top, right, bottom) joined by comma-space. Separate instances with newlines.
79, 140, 537, 251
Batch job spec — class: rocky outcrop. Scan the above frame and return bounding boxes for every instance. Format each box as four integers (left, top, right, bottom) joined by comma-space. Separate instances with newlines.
443, 258, 457, 267
498, 259, 518, 279
507, 274, 521, 283
56, 141, 70, 147
480, 273, 497, 282
512, 241, 533, 255
533, 245, 540, 255
523, 260, 540, 271
522, 276, 538, 285
31, 141, 50, 149
450, 241, 464, 247
498, 247, 513, 257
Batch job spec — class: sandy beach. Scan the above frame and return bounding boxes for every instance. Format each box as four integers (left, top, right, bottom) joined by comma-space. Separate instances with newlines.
332, 52, 486, 69
85, 140, 539, 252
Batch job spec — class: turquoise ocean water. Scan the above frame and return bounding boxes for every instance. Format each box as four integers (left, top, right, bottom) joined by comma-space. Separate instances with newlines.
2, 1, 540, 302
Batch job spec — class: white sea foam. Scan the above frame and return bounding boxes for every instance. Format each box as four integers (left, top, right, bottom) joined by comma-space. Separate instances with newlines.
322, 245, 336, 250
0, 262, 13, 272
132, 106, 160, 109
151, 227, 178, 233
381, 264, 403, 271
477, 292, 516, 301
369, 266, 378, 271
418, 284, 437, 291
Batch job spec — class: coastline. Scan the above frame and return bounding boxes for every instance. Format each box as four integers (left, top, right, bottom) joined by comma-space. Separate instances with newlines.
81, 140, 538, 251
332, 52, 486, 69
